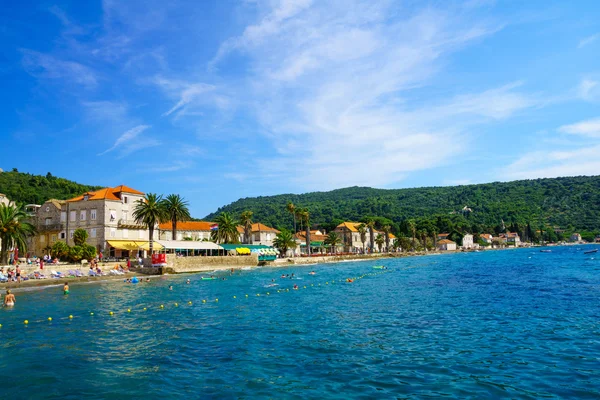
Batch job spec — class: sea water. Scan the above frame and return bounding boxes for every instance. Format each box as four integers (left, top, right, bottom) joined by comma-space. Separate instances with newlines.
1, 246, 600, 399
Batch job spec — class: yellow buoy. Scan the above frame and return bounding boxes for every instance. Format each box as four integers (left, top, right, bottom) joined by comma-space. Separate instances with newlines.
109, 311, 114, 315
233, 296, 236, 299
215, 299, 218, 302
245, 294, 249, 297
24, 320, 29, 324
188, 301, 192, 305
90, 312, 94, 316
304, 286, 306, 289
69, 315, 73, 319
160, 305, 164, 308
266, 292, 270, 295
127, 309, 131, 313
48, 317, 52, 321
175, 303, 178, 307
143, 307, 147, 311
202, 299, 206, 303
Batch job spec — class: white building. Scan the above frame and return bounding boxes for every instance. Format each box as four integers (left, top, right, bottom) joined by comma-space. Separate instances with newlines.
158, 221, 214, 241
570, 233, 582, 242
238, 223, 280, 247
462, 233, 474, 249
437, 239, 457, 251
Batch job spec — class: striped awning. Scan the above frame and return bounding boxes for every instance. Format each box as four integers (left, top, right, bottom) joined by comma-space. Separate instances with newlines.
107, 240, 164, 251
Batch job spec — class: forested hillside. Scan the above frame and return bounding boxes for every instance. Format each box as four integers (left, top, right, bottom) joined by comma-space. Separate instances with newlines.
206, 176, 600, 241
0, 169, 103, 205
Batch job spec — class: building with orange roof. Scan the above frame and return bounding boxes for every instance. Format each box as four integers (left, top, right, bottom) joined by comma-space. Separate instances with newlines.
158, 221, 215, 241
334, 221, 374, 252
238, 222, 280, 247
437, 239, 457, 251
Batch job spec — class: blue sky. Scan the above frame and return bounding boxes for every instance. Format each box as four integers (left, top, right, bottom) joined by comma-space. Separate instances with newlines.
2, 0, 600, 217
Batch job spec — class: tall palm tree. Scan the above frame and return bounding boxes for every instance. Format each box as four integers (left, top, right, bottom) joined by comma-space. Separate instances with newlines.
324, 231, 342, 254
273, 229, 297, 257
375, 233, 385, 252
301, 209, 311, 255
286, 202, 296, 233
366, 218, 375, 253
0, 204, 35, 265
357, 223, 367, 253
162, 194, 191, 241
211, 212, 240, 244
133, 193, 167, 255
382, 225, 391, 252
407, 219, 416, 251
239, 211, 253, 244
295, 208, 304, 234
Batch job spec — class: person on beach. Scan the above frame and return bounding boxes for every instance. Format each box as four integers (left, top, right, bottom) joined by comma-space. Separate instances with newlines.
40, 258, 44, 270
63, 282, 70, 295
16, 265, 21, 283
4, 289, 15, 307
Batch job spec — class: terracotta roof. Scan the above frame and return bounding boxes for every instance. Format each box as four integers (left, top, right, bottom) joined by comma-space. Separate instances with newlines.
68, 185, 145, 202
251, 223, 280, 233
480, 233, 492, 239
437, 239, 455, 244
159, 221, 214, 231
296, 233, 326, 242
438, 233, 450, 237
335, 222, 361, 232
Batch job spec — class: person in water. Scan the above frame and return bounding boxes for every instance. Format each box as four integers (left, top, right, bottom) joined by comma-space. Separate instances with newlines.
63, 282, 70, 294
309, 271, 316, 275
186, 279, 191, 284
4, 289, 15, 306
146, 278, 150, 282
169, 285, 173, 291
293, 284, 298, 290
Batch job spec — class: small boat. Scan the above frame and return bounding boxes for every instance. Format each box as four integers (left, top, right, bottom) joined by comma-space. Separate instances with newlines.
540, 250, 552, 253
584, 249, 598, 254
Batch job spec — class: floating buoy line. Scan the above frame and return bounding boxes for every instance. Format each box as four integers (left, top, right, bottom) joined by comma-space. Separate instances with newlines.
0, 270, 391, 329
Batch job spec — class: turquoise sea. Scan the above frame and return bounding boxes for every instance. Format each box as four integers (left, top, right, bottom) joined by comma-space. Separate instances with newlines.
1, 245, 600, 399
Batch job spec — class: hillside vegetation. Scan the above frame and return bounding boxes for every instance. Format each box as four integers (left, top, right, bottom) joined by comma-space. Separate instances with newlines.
0, 169, 103, 205
206, 176, 600, 241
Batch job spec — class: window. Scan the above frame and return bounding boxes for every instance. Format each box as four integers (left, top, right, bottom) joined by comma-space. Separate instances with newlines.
51, 234, 57, 242
139, 230, 144, 239
123, 196, 128, 204
83, 194, 89, 201
60, 232, 66, 239
70, 211, 76, 221
122, 211, 128, 222
123, 229, 129, 238
60, 211, 66, 222
254, 233, 260, 241
110, 228, 116, 238
45, 217, 52, 226
45, 206, 50, 212
40, 235, 45, 243
80, 210, 87, 221
91, 209, 97, 220
91, 228, 96, 238
109, 210, 116, 222
70, 230, 74, 238
176, 233, 183, 241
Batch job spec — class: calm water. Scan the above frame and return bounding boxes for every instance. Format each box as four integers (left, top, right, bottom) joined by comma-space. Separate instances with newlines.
1, 246, 600, 399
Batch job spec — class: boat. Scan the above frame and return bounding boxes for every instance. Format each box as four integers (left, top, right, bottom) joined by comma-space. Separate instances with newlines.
584, 249, 598, 254
540, 250, 552, 253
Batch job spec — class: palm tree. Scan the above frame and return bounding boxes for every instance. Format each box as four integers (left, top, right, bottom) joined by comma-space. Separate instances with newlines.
273, 229, 297, 257
286, 202, 296, 233
382, 225, 391, 252
375, 233, 385, 252
407, 219, 416, 251
133, 193, 167, 255
210, 212, 240, 244
357, 223, 367, 253
0, 204, 36, 265
392, 238, 400, 252
239, 211, 253, 244
301, 209, 311, 255
324, 231, 342, 254
295, 208, 305, 234
162, 194, 191, 241
366, 218, 375, 253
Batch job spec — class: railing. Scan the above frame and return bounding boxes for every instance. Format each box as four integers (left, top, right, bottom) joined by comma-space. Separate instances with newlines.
118, 219, 145, 228
38, 223, 64, 232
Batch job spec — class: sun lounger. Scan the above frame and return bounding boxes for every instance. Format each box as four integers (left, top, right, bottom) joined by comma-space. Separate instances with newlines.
51, 270, 63, 278
75, 270, 83, 277
0, 273, 7, 282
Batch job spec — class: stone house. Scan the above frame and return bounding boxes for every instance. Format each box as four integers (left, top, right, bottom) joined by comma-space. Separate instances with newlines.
437, 239, 457, 251
480, 233, 493, 245
238, 223, 280, 247
27, 199, 67, 256
570, 233, 582, 242
462, 233, 474, 249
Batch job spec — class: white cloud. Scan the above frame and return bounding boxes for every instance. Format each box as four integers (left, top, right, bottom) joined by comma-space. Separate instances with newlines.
577, 79, 599, 101
578, 33, 600, 49
20, 49, 97, 88
98, 124, 155, 156
504, 145, 600, 180
203, 1, 535, 189
558, 117, 600, 138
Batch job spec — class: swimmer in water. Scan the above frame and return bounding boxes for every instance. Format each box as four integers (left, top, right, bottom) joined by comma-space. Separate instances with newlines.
146, 278, 150, 282
346, 278, 353, 283
186, 279, 191, 284
63, 282, 70, 294
4, 289, 15, 307
169, 285, 173, 291
309, 271, 316, 275
293, 284, 298, 290
281, 274, 286, 279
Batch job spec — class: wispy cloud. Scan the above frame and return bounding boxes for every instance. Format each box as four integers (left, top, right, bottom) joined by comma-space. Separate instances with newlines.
559, 117, 600, 138
158, 80, 216, 117
20, 49, 97, 88
143, 160, 193, 173
577, 78, 599, 101
98, 124, 155, 156
578, 33, 600, 49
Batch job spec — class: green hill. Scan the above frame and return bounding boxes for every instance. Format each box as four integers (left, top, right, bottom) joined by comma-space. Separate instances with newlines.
0, 169, 103, 206
206, 176, 600, 241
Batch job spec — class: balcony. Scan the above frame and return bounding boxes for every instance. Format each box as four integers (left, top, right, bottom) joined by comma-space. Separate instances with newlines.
39, 223, 64, 232
118, 219, 146, 229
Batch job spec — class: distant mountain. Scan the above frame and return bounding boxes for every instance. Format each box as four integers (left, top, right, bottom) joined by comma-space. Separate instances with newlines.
0, 169, 103, 205
205, 176, 600, 239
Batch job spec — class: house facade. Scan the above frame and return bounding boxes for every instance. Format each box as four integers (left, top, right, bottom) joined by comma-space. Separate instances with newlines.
437, 239, 457, 251
505, 232, 521, 247
158, 221, 214, 241
480, 233, 493, 245
27, 199, 67, 256
570, 233, 582, 242
462, 233, 474, 249
334, 222, 365, 252
238, 223, 280, 247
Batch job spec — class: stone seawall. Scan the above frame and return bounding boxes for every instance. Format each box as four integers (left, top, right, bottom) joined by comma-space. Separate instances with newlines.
162, 254, 259, 274
279, 253, 393, 265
